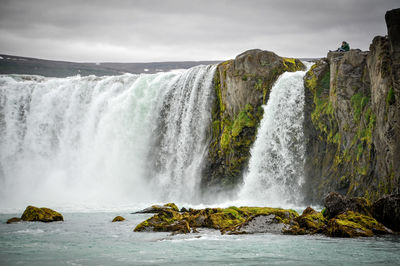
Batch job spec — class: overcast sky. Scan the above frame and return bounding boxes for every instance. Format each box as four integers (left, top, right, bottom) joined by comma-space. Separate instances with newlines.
0, 0, 398, 62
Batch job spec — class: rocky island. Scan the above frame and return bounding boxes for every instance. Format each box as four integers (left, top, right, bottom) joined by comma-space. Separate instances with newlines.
133, 192, 398, 237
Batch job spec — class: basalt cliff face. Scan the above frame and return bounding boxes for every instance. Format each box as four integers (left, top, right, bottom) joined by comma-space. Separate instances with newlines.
201, 49, 305, 192
303, 8, 400, 203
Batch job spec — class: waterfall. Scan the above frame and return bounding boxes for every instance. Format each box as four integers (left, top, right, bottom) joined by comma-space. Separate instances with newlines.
239, 63, 311, 206
152, 66, 216, 202
0, 65, 216, 210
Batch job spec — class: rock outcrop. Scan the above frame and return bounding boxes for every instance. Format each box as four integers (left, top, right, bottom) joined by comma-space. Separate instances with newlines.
20, 206, 63, 222
6, 217, 22, 224
134, 201, 392, 238
372, 193, 400, 232
133, 203, 179, 214
303, 8, 400, 203
284, 207, 326, 235
112, 216, 126, 222
285, 194, 393, 237
202, 49, 305, 192
326, 211, 390, 237
134, 203, 298, 235
324, 192, 372, 218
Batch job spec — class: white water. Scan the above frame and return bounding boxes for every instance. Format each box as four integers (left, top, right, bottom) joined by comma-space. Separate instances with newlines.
0, 65, 216, 212
0, 62, 312, 212
239, 64, 312, 206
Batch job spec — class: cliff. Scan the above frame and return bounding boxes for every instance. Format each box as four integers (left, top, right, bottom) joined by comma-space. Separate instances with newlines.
303, 8, 400, 203
201, 49, 305, 192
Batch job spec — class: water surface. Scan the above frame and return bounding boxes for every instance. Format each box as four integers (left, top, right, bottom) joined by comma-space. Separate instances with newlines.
1, 212, 399, 265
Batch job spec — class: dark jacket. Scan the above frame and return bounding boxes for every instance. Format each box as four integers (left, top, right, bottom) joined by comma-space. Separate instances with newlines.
341, 42, 350, 51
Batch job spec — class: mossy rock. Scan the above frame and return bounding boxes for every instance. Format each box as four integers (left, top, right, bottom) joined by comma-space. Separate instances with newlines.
164, 203, 179, 212
284, 207, 326, 235
226, 214, 291, 234
133, 203, 179, 214
134, 209, 188, 233
134, 205, 298, 235
112, 216, 126, 222
21, 206, 63, 222
326, 211, 391, 237
6, 217, 22, 224
203, 50, 306, 191
324, 192, 372, 219
282, 57, 306, 72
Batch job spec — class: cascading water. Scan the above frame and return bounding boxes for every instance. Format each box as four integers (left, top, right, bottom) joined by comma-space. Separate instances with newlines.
0, 65, 216, 211
152, 66, 216, 202
239, 63, 312, 206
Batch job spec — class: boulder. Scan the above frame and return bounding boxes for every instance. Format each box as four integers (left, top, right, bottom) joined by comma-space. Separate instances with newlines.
284, 207, 326, 235
372, 194, 400, 232
21, 206, 63, 222
326, 211, 391, 237
134, 209, 189, 234
180, 207, 189, 212
163, 203, 179, 212
324, 192, 372, 218
133, 203, 179, 214
227, 214, 289, 234
6, 217, 22, 224
112, 216, 125, 222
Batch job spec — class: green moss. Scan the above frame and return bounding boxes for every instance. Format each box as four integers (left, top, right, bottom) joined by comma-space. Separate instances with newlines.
327, 211, 389, 237
386, 87, 395, 105
206, 56, 306, 190
282, 57, 306, 72
21, 206, 64, 222
134, 220, 150, 231
305, 60, 381, 200
112, 216, 125, 222
284, 208, 326, 235
238, 206, 299, 222
231, 107, 256, 137
351, 93, 369, 123
164, 203, 179, 212
134, 210, 184, 232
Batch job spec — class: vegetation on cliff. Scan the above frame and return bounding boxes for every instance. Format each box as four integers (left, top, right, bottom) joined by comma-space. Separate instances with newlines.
304, 49, 398, 203
202, 49, 305, 192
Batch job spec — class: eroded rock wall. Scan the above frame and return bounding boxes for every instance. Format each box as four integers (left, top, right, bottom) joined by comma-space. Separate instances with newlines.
304, 8, 400, 203
201, 49, 305, 192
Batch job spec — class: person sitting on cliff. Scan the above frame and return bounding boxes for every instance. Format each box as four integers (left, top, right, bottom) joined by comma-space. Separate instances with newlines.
336, 41, 350, 52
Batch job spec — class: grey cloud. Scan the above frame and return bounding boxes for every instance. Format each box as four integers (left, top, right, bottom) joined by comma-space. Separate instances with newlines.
0, 0, 398, 62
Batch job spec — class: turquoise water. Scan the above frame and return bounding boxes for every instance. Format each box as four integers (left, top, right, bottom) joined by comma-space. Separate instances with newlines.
1, 212, 399, 265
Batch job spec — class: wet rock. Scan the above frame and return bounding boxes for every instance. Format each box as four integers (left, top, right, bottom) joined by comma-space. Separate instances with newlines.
133, 203, 179, 214
112, 216, 125, 222
21, 206, 63, 222
284, 207, 326, 235
180, 207, 189, 212
303, 9, 400, 204
163, 203, 179, 212
326, 211, 391, 237
134, 209, 189, 234
203, 49, 305, 191
6, 217, 22, 224
228, 214, 289, 234
134, 205, 299, 235
372, 194, 400, 232
324, 192, 372, 218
